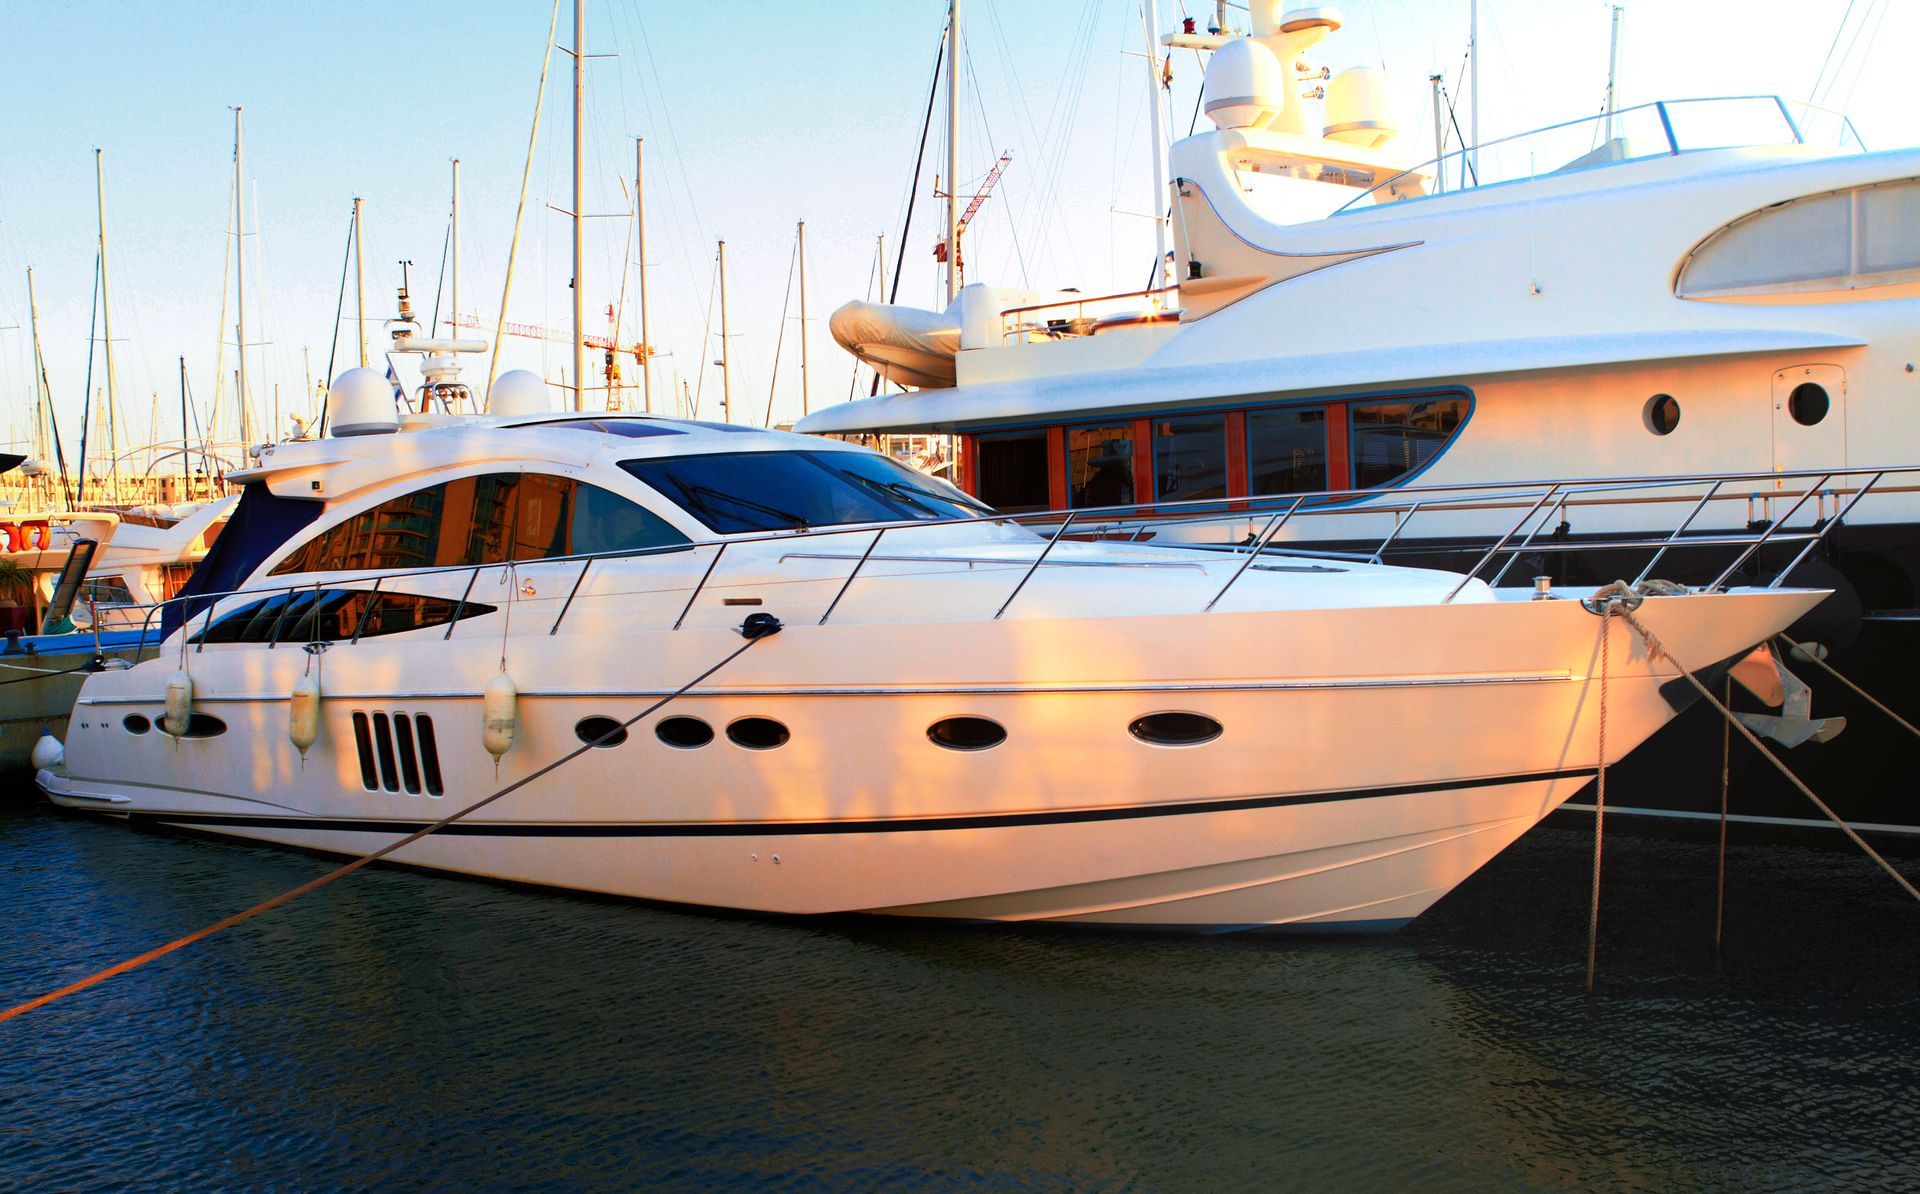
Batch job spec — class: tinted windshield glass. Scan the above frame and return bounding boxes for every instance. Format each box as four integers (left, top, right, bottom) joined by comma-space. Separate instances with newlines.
621, 450, 989, 534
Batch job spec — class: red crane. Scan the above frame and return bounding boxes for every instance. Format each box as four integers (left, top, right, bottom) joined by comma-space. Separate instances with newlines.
933, 151, 1012, 281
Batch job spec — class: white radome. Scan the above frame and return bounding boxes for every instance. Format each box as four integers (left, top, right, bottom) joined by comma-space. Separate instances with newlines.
488, 369, 551, 417
1323, 66, 1397, 148
327, 367, 400, 437
1202, 38, 1284, 131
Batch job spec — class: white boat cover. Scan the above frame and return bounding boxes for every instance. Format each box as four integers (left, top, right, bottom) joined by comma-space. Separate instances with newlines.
828, 301, 963, 390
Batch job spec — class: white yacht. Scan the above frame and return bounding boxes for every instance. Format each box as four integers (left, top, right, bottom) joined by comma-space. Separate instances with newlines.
35, 356, 1823, 931
803, 5, 1917, 636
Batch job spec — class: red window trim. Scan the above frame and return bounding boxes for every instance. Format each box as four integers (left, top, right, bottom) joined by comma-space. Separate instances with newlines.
1325, 403, 1352, 491
1131, 418, 1154, 506
1046, 426, 1069, 511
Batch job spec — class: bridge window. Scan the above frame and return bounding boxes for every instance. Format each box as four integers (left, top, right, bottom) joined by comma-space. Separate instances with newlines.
270, 474, 689, 575
1678, 178, 1920, 299
1351, 398, 1467, 488
1151, 414, 1227, 502
975, 431, 1050, 512
1066, 424, 1136, 508
1246, 406, 1328, 495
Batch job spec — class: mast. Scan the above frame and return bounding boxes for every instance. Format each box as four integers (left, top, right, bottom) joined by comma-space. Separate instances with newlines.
353, 196, 367, 366
179, 357, 190, 492
1469, 0, 1480, 182
232, 107, 247, 451
488, 0, 563, 398
95, 149, 121, 504
1603, 5, 1624, 143
570, 0, 586, 411
944, 0, 960, 302
450, 158, 461, 339
635, 136, 651, 414
1143, 0, 1170, 288
1429, 74, 1445, 192
796, 219, 809, 416
27, 267, 71, 509
717, 239, 731, 422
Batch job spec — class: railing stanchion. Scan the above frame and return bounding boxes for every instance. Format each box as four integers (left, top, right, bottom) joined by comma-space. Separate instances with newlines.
673, 543, 728, 631
550, 558, 594, 635
1370, 500, 1422, 565
819, 527, 886, 626
349, 577, 383, 645
1449, 484, 1561, 601
446, 566, 481, 640
1770, 472, 1882, 587
995, 514, 1076, 620
1204, 497, 1306, 612
1489, 486, 1573, 588
1709, 472, 1832, 591
1632, 480, 1724, 588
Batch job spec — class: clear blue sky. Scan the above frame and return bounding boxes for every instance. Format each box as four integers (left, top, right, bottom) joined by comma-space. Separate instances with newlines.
2, 0, 1912, 468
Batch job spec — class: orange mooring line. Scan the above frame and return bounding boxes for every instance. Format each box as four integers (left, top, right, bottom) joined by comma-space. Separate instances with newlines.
1, 629, 774, 1025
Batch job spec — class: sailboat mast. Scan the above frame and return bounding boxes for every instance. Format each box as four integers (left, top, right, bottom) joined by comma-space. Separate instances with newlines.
179, 357, 190, 492
1604, 5, 1624, 143
571, 0, 586, 412
1429, 74, 1445, 192
1143, 0, 1169, 288
1469, 0, 1480, 182
944, 0, 960, 302
233, 106, 249, 450
717, 239, 731, 422
636, 136, 650, 414
797, 219, 809, 416
353, 196, 367, 367
95, 149, 121, 503
450, 158, 461, 339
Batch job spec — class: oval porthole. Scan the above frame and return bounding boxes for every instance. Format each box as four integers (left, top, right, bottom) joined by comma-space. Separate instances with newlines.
726, 716, 790, 750
156, 713, 227, 739
1644, 394, 1680, 436
928, 716, 1007, 751
655, 716, 714, 749
1128, 711, 1222, 747
574, 716, 628, 748
123, 714, 151, 735
1789, 382, 1830, 426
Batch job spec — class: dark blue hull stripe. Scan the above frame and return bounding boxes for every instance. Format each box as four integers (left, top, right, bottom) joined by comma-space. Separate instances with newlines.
128, 767, 1596, 839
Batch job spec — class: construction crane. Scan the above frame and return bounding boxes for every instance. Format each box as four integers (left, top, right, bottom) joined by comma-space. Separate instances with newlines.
933, 150, 1011, 286
455, 309, 652, 409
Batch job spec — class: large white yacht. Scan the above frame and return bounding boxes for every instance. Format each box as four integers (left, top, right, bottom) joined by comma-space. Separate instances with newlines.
803, 5, 1917, 636
35, 354, 1824, 931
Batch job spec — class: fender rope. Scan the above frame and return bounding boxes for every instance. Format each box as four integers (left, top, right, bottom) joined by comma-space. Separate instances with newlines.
1, 616, 782, 1025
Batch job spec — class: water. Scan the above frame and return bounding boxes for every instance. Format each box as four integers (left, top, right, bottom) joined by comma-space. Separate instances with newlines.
3, 788, 1918, 1190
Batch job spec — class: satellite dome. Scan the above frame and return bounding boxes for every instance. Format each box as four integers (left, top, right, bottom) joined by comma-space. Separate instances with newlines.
327, 367, 399, 437
1201, 38, 1284, 131
488, 369, 551, 416
1324, 66, 1397, 148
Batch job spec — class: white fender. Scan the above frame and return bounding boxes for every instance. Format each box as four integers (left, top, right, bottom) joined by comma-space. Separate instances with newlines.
30, 731, 64, 771
482, 672, 517, 760
289, 672, 321, 754
163, 670, 194, 738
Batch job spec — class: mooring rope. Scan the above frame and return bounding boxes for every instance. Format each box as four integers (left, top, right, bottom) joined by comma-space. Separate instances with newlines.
1623, 609, 1920, 906
0, 616, 783, 1025
1586, 607, 1611, 994
0, 657, 98, 687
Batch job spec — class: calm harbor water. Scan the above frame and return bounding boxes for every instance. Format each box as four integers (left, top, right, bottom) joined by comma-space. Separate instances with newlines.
3, 786, 1918, 1190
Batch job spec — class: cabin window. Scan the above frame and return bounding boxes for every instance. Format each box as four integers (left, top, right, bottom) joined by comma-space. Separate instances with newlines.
975, 431, 1050, 512
1246, 406, 1329, 495
191, 590, 496, 645
1350, 398, 1466, 488
270, 474, 689, 575
1066, 425, 1136, 508
1151, 415, 1228, 502
1678, 179, 1920, 298
623, 450, 987, 534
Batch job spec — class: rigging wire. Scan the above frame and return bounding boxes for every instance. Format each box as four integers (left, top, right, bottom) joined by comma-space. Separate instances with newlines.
316, 210, 355, 438
75, 254, 100, 504
762, 236, 799, 428
1808, 0, 1861, 104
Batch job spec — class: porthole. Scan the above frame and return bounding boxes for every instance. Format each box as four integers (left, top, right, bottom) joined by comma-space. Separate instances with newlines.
1128, 711, 1222, 747
1789, 382, 1830, 426
928, 716, 1007, 751
575, 716, 629, 748
726, 716, 790, 750
1644, 394, 1680, 436
655, 716, 714, 749
122, 714, 151, 735
156, 713, 227, 739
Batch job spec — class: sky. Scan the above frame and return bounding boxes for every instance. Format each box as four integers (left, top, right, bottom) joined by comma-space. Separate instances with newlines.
1, 0, 1914, 474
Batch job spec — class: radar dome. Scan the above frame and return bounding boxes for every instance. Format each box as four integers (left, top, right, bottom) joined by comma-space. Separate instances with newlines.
1201, 38, 1284, 131
1324, 67, 1397, 148
327, 367, 399, 437
488, 369, 551, 416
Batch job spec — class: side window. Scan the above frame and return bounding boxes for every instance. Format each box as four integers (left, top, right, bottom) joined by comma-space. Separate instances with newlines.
192, 589, 496, 644
271, 473, 687, 574
1350, 398, 1467, 488
1151, 414, 1227, 502
78, 576, 136, 606
1246, 406, 1328, 495
1066, 424, 1135, 508
975, 431, 1050, 513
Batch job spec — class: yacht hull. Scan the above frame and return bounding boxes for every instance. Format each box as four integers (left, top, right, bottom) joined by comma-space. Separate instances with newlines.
39, 590, 1819, 930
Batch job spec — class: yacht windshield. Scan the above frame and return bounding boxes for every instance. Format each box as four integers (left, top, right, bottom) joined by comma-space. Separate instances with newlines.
622, 450, 990, 534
